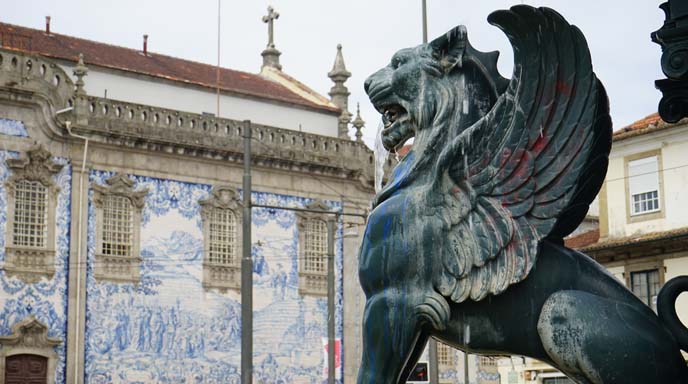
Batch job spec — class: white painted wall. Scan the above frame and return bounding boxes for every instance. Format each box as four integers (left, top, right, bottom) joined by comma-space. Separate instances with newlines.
664, 255, 688, 327
605, 125, 688, 238
60, 64, 340, 137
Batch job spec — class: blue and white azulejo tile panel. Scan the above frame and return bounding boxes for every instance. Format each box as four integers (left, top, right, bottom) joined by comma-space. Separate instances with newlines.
85, 170, 343, 384
0, 150, 71, 384
0, 118, 29, 137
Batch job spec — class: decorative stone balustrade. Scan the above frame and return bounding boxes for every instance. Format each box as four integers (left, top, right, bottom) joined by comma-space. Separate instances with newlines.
0, 48, 389, 190
0, 48, 74, 111
75, 95, 377, 178
299, 272, 327, 296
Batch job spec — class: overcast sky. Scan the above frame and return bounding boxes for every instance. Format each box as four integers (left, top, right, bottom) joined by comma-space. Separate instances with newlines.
4, 1, 665, 147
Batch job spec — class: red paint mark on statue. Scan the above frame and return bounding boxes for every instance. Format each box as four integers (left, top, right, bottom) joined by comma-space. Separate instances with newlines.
532, 133, 548, 152
556, 80, 571, 95
501, 148, 512, 167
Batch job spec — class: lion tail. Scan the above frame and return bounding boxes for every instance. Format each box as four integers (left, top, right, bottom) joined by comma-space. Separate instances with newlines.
657, 275, 688, 352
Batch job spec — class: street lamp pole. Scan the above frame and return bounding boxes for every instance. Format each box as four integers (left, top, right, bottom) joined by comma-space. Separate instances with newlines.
327, 216, 337, 384
241, 120, 253, 384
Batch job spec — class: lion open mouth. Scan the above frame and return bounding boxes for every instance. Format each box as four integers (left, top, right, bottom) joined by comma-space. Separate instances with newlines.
379, 103, 413, 150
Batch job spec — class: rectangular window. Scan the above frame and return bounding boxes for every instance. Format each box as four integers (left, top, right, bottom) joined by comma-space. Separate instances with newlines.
628, 156, 660, 215
209, 208, 236, 265
13, 180, 48, 248
479, 356, 497, 367
631, 269, 660, 311
437, 342, 452, 366
102, 195, 133, 257
304, 220, 327, 274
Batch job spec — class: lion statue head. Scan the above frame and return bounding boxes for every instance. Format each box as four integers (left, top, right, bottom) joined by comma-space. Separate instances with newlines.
365, 26, 509, 153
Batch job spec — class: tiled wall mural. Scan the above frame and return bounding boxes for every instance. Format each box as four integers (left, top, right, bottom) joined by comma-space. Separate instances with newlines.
438, 352, 500, 384
85, 170, 343, 384
0, 150, 72, 384
0, 118, 29, 137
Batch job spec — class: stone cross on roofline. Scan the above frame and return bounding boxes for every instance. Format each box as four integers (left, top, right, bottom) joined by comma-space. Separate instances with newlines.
262, 6, 279, 48
261, 6, 282, 70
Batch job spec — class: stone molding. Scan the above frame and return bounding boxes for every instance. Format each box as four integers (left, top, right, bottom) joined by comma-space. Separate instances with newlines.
0, 48, 379, 192
3, 144, 63, 284
296, 199, 332, 296
0, 316, 61, 384
199, 186, 242, 292
93, 173, 148, 284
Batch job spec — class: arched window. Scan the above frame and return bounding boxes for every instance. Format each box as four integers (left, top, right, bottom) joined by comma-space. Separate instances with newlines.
209, 208, 237, 266
94, 173, 147, 283
200, 186, 242, 291
304, 219, 327, 275
296, 200, 332, 296
4, 145, 62, 283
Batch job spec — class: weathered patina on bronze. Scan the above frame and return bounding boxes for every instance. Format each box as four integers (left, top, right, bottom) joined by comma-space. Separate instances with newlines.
358, 6, 688, 384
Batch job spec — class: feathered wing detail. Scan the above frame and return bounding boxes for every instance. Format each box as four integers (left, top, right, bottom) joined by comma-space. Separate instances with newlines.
433, 6, 612, 303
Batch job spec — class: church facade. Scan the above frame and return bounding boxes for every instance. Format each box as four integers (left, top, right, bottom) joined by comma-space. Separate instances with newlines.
0, 10, 376, 384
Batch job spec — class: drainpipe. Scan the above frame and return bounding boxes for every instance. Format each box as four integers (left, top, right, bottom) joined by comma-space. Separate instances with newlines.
64, 119, 89, 383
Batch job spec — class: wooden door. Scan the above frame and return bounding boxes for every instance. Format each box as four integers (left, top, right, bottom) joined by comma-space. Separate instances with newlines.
5, 354, 48, 384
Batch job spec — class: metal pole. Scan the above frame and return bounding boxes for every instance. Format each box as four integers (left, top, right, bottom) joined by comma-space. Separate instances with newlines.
464, 324, 470, 384
422, 0, 428, 43
241, 120, 253, 384
216, 0, 221, 117
429, 338, 439, 384
327, 216, 336, 384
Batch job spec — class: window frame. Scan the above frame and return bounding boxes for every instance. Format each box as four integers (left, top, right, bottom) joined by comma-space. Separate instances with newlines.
296, 199, 332, 296
624, 150, 665, 223
199, 186, 242, 292
93, 173, 147, 284
3, 145, 62, 284
624, 260, 665, 312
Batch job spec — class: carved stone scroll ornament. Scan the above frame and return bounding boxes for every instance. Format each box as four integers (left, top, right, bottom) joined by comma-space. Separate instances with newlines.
199, 186, 242, 291
358, 5, 688, 384
93, 173, 148, 283
3, 144, 63, 284
0, 316, 61, 384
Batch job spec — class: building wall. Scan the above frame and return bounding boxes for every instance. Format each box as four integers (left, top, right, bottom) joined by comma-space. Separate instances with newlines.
0, 122, 72, 384
60, 64, 340, 137
83, 169, 343, 383
604, 125, 688, 238
0, 48, 374, 384
664, 255, 688, 327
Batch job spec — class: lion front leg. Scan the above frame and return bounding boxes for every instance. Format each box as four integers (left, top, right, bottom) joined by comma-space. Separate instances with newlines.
357, 289, 430, 384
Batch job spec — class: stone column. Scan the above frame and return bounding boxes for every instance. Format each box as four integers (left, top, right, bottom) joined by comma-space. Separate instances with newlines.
65, 151, 90, 384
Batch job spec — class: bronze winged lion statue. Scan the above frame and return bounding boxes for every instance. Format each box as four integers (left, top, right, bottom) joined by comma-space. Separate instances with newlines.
358, 5, 688, 384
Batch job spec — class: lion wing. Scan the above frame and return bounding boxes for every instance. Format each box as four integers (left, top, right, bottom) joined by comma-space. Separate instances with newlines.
433, 6, 612, 303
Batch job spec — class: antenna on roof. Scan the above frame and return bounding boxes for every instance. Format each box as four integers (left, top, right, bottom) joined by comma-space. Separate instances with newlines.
45, 16, 51, 35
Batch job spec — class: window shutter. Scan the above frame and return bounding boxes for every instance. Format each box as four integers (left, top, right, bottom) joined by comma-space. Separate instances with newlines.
628, 156, 658, 195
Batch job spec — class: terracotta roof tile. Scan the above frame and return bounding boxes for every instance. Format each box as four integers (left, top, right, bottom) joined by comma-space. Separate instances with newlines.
0, 22, 339, 114
580, 227, 688, 252
613, 112, 686, 142
565, 229, 600, 249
